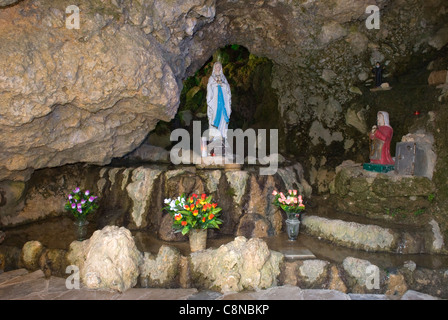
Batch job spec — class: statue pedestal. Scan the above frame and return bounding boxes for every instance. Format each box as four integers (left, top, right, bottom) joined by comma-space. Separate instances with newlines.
330, 160, 435, 222
363, 163, 394, 173
195, 156, 242, 171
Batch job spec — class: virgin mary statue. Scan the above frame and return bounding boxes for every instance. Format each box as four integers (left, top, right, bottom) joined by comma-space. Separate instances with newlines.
207, 62, 232, 143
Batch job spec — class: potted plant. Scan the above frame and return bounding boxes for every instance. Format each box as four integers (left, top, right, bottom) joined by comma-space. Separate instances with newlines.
272, 189, 305, 241
163, 193, 223, 252
64, 187, 99, 241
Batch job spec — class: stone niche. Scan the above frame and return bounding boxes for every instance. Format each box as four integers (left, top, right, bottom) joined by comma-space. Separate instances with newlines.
329, 161, 435, 222
0, 161, 312, 241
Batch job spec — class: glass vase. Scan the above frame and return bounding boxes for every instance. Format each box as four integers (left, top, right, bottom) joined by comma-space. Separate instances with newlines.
74, 219, 89, 241
189, 229, 207, 252
285, 218, 300, 241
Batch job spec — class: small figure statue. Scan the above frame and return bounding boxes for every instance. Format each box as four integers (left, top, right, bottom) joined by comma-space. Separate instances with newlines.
372, 61, 384, 88
369, 111, 395, 165
206, 62, 232, 155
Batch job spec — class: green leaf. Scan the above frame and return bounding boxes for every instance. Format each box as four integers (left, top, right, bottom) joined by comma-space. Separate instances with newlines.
181, 226, 191, 236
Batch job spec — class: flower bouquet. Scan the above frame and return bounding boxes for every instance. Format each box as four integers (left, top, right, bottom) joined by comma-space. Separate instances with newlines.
272, 189, 305, 241
64, 187, 99, 220
64, 187, 99, 241
272, 189, 305, 220
164, 193, 223, 251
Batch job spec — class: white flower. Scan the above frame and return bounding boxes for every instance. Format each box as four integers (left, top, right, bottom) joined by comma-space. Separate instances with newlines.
164, 198, 172, 205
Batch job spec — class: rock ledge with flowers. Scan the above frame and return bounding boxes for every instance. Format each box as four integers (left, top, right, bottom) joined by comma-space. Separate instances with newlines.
0, 162, 312, 242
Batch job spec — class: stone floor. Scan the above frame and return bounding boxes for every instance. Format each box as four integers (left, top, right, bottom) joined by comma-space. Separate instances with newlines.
0, 269, 441, 300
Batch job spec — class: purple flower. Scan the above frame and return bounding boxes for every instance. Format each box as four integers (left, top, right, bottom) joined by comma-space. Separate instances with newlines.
71, 203, 76, 209
68, 194, 73, 200
85, 190, 90, 196
77, 203, 82, 209
73, 187, 80, 193
81, 199, 86, 204
77, 208, 82, 214
89, 196, 95, 202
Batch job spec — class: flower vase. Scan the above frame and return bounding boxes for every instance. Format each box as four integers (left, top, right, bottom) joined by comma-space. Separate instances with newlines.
285, 218, 300, 241
189, 229, 207, 252
74, 218, 89, 241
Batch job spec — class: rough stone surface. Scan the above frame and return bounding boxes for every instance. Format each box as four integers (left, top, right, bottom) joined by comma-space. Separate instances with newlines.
386, 273, 408, 297
80, 226, 143, 292
0, 0, 446, 189
401, 290, 440, 300
329, 161, 436, 221
124, 145, 170, 163
20, 241, 44, 271
299, 260, 330, 285
428, 70, 448, 86
38, 249, 68, 278
302, 215, 397, 252
126, 167, 163, 229
190, 237, 284, 293
429, 219, 445, 252
329, 265, 348, 293
0, 1, 180, 182
139, 246, 181, 288
342, 257, 383, 293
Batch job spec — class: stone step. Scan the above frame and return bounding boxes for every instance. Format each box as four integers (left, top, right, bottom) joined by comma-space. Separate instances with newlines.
300, 214, 444, 255
0, 270, 442, 300
0, 269, 29, 286
0, 269, 44, 288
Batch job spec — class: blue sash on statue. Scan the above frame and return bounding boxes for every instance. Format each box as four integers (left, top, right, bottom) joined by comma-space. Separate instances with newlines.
213, 85, 229, 128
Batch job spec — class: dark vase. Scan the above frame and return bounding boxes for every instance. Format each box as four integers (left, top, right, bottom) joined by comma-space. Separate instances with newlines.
74, 219, 89, 241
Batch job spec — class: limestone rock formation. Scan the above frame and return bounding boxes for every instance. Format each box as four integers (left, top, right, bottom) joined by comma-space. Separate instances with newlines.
0, 0, 447, 185
139, 246, 181, 288
0, 1, 180, 182
72, 226, 143, 292
302, 215, 397, 253
329, 161, 436, 220
20, 241, 45, 271
190, 236, 284, 293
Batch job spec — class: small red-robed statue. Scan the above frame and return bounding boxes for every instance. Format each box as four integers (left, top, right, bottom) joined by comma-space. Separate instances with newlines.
369, 111, 395, 165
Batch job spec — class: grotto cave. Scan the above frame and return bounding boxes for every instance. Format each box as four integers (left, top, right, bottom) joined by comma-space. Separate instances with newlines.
1, 0, 448, 301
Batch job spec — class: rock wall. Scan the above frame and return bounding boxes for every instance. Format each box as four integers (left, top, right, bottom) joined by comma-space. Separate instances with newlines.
1, 0, 447, 184
329, 161, 436, 221
0, 162, 312, 241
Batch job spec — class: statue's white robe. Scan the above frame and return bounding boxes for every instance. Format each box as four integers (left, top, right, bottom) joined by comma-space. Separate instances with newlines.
207, 75, 231, 139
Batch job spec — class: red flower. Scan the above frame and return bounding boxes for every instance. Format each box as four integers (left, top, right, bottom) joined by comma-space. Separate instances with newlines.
202, 217, 206, 223
190, 204, 195, 210
201, 194, 206, 200
209, 214, 215, 220
192, 194, 198, 198
184, 205, 190, 210
181, 221, 187, 227
212, 203, 217, 209
193, 210, 199, 216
